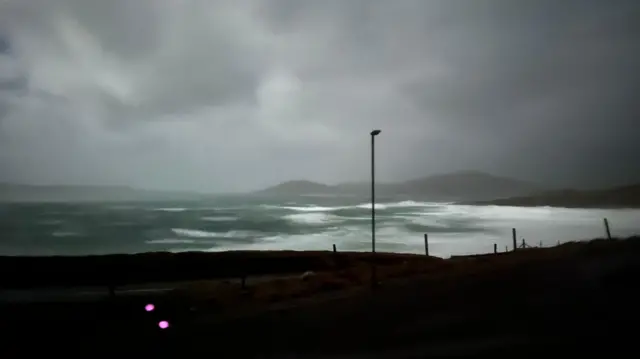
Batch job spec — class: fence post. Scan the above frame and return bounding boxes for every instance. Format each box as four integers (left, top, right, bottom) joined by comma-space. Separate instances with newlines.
494, 243, 497, 254
333, 244, 337, 253
424, 234, 429, 256
604, 218, 612, 240
512, 228, 517, 252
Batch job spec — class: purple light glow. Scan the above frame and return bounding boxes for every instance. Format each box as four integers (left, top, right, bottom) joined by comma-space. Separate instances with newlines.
158, 320, 169, 329
145, 304, 155, 312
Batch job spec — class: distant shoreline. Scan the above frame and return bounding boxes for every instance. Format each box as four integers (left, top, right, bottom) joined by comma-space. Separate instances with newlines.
463, 184, 640, 209
462, 200, 640, 209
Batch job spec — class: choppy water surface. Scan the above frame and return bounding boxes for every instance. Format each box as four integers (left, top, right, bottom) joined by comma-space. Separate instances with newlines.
1, 196, 638, 257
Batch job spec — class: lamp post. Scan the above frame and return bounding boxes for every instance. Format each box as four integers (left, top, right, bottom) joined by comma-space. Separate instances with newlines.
370, 129, 381, 253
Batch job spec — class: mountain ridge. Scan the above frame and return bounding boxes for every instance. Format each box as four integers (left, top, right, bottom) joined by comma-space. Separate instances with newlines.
254, 171, 544, 201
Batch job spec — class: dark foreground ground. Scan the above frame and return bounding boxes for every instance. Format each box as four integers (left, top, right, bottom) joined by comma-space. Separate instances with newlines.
1, 238, 640, 357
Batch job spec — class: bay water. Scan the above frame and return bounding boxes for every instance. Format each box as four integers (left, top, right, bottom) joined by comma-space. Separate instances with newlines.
1, 195, 639, 257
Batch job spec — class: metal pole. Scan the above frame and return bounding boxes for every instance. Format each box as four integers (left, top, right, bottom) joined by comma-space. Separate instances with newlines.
604, 218, 612, 240
424, 234, 429, 256
371, 134, 376, 253
369, 129, 381, 290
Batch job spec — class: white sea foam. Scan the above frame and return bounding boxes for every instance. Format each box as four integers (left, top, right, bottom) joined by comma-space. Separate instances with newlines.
172, 228, 216, 238
201, 216, 238, 222
279, 205, 338, 212
153, 207, 187, 212
405, 214, 448, 228
387, 200, 444, 208
146, 238, 196, 244
355, 203, 388, 210
269, 200, 444, 212
171, 228, 258, 239
284, 212, 342, 225
202, 204, 640, 257
356, 200, 448, 210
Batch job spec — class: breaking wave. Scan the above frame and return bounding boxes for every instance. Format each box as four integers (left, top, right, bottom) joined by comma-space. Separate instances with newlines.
283, 212, 342, 225
265, 200, 448, 212
146, 238, 196, 244
201, 216, 238, 222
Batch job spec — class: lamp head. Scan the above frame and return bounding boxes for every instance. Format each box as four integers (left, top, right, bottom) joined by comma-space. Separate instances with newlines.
370, 129, 381, 136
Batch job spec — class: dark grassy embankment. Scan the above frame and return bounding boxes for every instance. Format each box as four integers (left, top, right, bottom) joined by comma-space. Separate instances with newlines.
0, 250, 438, 289
1, 237, 640, 357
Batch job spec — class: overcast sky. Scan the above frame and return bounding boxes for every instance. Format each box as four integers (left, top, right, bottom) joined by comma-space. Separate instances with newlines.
0, 0, 638, 192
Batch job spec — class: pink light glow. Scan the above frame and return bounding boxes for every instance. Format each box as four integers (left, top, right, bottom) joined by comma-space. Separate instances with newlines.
145, 304, 155, 312
158, 320, 169, 329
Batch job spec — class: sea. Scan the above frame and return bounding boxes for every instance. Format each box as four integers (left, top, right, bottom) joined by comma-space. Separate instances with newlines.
1, 195, 639, 258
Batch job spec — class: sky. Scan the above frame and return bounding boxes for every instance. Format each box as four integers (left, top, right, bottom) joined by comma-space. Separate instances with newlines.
0, 0, 639, 192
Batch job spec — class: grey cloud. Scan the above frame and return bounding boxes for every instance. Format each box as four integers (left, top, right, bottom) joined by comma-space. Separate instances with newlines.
0, 0, 639, 192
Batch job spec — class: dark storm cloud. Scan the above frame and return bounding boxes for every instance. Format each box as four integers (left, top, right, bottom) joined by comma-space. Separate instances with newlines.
0, 0, 638, 192
0, 36, 8, 54
399, 0, 640, 187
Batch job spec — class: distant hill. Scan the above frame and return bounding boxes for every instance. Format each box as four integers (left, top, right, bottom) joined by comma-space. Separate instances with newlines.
255, 171, 543, 201
470, 184, 640, 208
253, 180, 335, 196
393, 171, 542, 201
0, 183, 207, 202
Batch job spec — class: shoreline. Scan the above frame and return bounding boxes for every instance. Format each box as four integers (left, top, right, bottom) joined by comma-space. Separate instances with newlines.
463, 202, 640, 209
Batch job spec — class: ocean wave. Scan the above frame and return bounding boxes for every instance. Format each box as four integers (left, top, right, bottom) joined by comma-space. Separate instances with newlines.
355, 203, 388, 210
266, 200, 444, 213
153, 207, 187, 212
201, 216, 238, 222
207, 225, 429, 253
171, 228, 259, 239
357, 200, 445, 209
146, 238, 196, 244
389, 200, 445, 207
403, 214, 448, 228
171, 228, 219, 238
284, 212, 342, 225
278, 205, 338, 212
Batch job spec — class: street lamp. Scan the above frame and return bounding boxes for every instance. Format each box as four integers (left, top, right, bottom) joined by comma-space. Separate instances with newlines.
370, 129, 381, 253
